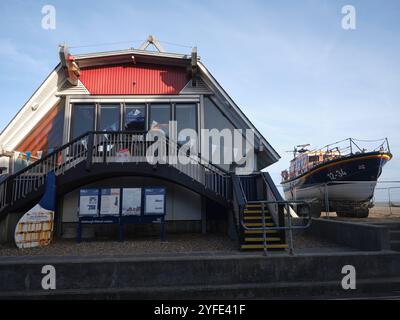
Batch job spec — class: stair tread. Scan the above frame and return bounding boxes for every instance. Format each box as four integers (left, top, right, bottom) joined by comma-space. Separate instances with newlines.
243, 216, 272, 220
241, 244, 288, 250
244, 222, 274, 227
244, 230, 278, 234
244, 237, 281, 242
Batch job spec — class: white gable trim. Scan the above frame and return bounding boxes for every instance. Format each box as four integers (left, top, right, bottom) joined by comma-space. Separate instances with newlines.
179, 78, 212, 95
198, 62, 280, 162
57, 80, 90, 96
0, 65, 65, 151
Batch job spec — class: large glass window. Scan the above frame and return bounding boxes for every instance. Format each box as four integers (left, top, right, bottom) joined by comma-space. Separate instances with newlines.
149, 104, 170, 135
204, 98, 236, 170
71, 104, 95, 139
99, 104, 120, 131
175, 104, 197, 144
125, 104, 146, 131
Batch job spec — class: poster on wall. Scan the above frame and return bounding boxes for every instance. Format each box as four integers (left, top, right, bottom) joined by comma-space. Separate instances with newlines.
100, 188, 120, 216
144, 187, 166, 215
122, 188, 142, 216
79, 189, 99, 216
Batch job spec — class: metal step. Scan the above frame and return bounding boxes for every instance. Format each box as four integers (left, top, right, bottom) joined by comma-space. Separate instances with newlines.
244, 222, 274, 227
243, 210, 269, 214
243, 216, 272, 220
390, 231, 400, 241
240, 244, 288, 250
390, 240, 400, 251
245, 204, 263, 208
244, 237, 281, 242
244, 229, 279, 234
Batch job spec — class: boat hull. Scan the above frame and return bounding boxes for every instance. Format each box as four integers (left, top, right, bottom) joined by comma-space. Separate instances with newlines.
281, 152, 391, 211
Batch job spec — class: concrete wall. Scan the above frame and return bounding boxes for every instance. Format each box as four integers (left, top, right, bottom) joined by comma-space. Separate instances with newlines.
1, 251, 400, 299
307, 218, 391, 251
61, 176, 201, 223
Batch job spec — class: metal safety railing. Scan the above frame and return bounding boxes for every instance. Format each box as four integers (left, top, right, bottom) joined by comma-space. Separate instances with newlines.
240, 200, 312, 255
232, 173, 313, 256
0, 130, 231, 212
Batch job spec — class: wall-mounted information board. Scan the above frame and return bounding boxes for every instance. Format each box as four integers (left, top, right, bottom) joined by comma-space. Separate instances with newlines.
77, 187, 166, 243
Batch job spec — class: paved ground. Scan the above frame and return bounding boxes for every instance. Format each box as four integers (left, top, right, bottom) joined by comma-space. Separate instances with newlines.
0, 232, 350, 257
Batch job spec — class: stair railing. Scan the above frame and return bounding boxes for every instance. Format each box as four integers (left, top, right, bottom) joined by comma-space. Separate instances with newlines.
232, 172, 313, 255
243, 200, 312, 255
0, 131, 231, 213
0, 131, 91, 211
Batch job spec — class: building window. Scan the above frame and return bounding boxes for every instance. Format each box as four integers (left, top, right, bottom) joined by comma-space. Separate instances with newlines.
149, 104, 171, 135
175, 103, 197, 144
125, 104, 146, 131
71, 104, 95, 139
99, 104, 121, 131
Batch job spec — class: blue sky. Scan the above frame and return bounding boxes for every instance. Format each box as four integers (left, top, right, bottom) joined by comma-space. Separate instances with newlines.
0, 0, 399, 186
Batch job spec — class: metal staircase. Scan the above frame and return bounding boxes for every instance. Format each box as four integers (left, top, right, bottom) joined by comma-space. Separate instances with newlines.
232, 173, 290, 252
241, 202, 287, 250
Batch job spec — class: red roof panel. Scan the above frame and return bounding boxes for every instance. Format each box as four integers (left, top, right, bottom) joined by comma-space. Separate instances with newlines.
79, 64, 188, 95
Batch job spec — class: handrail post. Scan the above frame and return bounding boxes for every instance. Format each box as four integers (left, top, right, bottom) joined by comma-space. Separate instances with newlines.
262, 202, 268, 256
86, 132, 94, 171
287, 203, 294, 255
349, 138, 353, 155
324, 182, 330, 216
5, 178, 13, 207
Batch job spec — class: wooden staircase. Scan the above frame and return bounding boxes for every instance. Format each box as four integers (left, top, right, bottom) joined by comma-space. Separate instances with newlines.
240, 203, 288, 251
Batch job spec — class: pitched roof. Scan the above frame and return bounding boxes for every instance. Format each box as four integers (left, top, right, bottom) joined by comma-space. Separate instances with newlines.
0, 46, 280, 166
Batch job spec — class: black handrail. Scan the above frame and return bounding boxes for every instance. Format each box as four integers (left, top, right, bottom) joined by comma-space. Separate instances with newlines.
2, 130, 91, 183
0, 130, 231, 211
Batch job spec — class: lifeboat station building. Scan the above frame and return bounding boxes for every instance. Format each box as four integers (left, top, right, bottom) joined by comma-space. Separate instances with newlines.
0, 37, 286, 251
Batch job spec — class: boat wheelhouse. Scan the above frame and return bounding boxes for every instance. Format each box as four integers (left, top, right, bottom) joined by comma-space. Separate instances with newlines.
0, 37, 286, 251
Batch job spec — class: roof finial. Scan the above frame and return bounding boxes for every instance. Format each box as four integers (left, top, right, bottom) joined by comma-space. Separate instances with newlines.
139, 35, 165, 52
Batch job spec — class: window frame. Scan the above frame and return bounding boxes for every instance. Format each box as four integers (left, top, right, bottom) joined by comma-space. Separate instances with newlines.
97, 103, 122, 132
123, 103, 147, 132
174, 102, 199, 143
70, 103, 96, 139
148, 103, 172, 133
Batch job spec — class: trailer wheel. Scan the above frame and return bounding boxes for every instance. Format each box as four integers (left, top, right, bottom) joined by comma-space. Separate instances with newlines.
337, 208, 369, 218
297, 204, 321, 218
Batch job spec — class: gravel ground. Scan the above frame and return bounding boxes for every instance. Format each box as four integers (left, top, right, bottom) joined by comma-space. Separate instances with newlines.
0, 232, 347, 257
0, 234, 237, 257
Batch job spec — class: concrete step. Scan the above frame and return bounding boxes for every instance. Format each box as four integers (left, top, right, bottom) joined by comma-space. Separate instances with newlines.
3, 277, 400, 300
1, 252, 400, 295
390, 231, 400, 241
390, 240, 400, 251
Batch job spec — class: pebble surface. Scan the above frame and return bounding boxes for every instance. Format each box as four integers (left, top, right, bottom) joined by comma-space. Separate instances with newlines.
0, 232, 344, 257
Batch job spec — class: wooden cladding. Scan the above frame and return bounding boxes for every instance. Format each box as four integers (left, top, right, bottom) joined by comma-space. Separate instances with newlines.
16, 102, 65, 156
